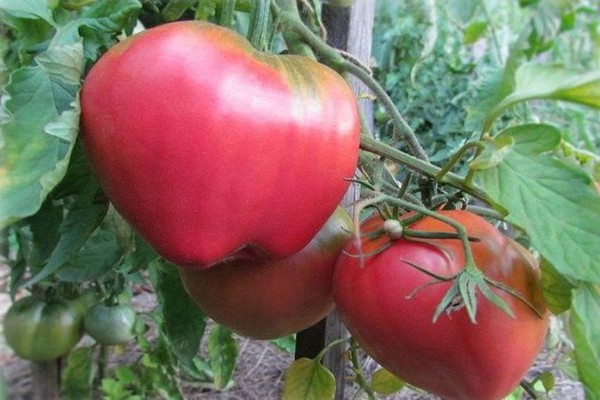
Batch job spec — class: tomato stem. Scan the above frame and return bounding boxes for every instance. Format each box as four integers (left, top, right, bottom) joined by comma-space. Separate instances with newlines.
349, 338, 377, 400
340, 60, 429, 162
314, 337, 347, 364
218, 0, 236, 28
248, 0, 271, 50
435, 141, 485, 182
271, 0, 318, 59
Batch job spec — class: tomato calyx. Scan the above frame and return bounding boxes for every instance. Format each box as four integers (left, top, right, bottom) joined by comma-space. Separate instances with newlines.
403, 258, 545, 323
349, 192, 546, 323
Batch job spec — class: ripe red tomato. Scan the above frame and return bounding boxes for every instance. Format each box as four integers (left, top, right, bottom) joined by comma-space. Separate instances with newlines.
80, 21, 360, 268
179, 208, 353, 339
333, 210, 549, 400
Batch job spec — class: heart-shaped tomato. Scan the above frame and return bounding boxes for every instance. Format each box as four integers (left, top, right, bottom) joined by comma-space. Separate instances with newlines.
81, 21, 359, 268
334, 210, 549, 400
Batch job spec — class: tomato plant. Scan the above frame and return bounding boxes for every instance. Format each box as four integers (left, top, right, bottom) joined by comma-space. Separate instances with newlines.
179, 208, 353, 339
84, 303, 137, 346
80, 20, 360, 269
333, 210, 549, 400
3, 296, 84, 362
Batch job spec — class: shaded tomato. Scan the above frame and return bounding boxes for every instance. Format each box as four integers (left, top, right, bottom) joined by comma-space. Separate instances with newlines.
179, 208, 353, 339
80, 21, 360, 269
333, 210, 549, 400
3, 296, 84, 361
84, 303, 137, 345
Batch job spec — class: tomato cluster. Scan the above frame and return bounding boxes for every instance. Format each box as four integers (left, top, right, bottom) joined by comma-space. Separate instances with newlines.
76, 20, 549, 399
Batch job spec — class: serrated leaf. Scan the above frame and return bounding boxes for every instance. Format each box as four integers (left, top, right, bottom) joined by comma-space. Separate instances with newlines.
371, 367, 405, 395
475, 63, 600, 132
0, 0, 55, 24
0, 64, 80, 228
540, 258, 573, 314
570, 283, 600, 399
150, 260, 206, 366
208, 325, 237, 390
465, 54, 520, 132
35, 42, 85, 86
62, 346, 94, 400
283, 358, 335, 400
474, 124, 600, 283
0, 0, 141, 229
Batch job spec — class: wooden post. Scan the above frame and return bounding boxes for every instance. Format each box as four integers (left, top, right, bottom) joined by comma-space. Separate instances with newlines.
31, 360, 61, 400
294, 1, 375, 399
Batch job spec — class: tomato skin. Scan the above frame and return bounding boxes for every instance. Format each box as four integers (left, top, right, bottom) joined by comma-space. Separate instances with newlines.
84, 303, 137, 345
179, 208, 353, 340
3, 296, 84, 362
333, 210, 549, 400
80, 21, 360, 269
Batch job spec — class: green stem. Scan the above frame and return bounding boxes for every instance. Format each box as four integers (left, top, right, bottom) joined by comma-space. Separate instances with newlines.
341, 60, 429, 162
314, 337, 347, 363
97, 344, 109, 386
349, 339, 376, 400
360, 135, 491, 204
219, 0, 236, 28
272, 0, 317, 59
248, 0, 270, 50
273, 4, 429, 162
435, 141, 484, 181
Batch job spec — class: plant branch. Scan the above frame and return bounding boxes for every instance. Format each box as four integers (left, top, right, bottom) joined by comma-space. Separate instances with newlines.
341, 60, 429, 162
360, 135, 491, 204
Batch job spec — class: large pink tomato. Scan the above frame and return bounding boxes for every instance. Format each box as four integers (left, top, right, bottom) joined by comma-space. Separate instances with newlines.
80, 21, 360, 268
179, 208, 353, 339
334, 210, 549, 400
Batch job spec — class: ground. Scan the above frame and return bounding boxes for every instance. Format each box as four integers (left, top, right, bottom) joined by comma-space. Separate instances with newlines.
0, 263, 585, 399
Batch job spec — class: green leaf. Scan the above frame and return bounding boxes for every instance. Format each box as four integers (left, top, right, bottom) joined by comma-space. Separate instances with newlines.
282, 358, 335, 400
207, 325, 237, 390
62, 346, 94, 400
24, 180, 108, 286
570, 283, 600, 399
465, 53, 521, 132
0, 0, 142, 229
150, 260, 206, 366
161, 0, 197, 21
474, 124, 600, 283
0, 61, 81, 229
271, 335, 296, 353
56, 224, 123, 282
469, 135, 514, 170
540, 258, 573, 314
114, 366, 137, 385
463, 20, 488, 44
473, 63, 600, 132
371, 367, 405, 395
445, 0, 482, 24
0, 0, 56, 24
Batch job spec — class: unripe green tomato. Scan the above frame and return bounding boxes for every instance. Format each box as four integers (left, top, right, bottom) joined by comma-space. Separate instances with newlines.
3, 296, 84, 361
84, 303, 136, 345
